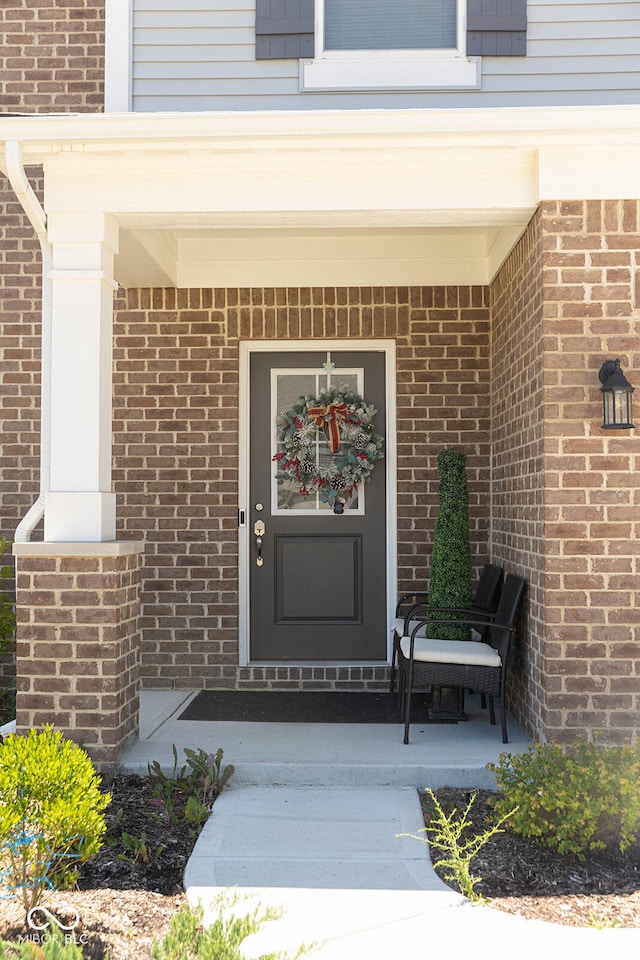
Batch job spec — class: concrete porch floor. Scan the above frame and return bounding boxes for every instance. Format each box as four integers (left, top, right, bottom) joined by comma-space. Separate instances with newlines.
119, 689, 532, 787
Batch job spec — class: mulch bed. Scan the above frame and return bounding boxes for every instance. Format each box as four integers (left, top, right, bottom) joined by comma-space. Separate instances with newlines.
0, 777, 637, 959
421, 788, 640, 929
0, 774, 192, 960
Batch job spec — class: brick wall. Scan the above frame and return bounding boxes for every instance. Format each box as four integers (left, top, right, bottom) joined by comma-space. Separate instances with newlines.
0, 0, 107, 682
0, 0, 106, 538
15, 545, 141, 767
0, 0, 637, 747
539, 200, 640, 744
490, 202, 640, 745
0, 178, 43, 547
0, 0, 105, 113
112, 286, 492, 690
490, 213, 547, 739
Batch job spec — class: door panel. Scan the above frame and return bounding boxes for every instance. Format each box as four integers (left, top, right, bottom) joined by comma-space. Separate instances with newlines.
249, 350, 387, 662
276, 535, 362, 622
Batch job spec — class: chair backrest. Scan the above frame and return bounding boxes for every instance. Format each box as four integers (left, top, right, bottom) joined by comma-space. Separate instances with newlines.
473, 563, 504, 615
472, 563, 503, 641
488, 573, 526, 657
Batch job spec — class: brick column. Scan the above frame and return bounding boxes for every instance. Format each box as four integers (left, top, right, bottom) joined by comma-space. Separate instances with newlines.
539, 200, 640, 744
492, 201, 640, 746
13, 541, 143, 768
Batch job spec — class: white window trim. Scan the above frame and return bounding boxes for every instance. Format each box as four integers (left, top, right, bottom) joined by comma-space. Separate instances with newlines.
300, 0, 479, 91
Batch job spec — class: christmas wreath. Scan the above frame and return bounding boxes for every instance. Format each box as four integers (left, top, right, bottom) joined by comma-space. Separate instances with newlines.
273, 385, 384, 506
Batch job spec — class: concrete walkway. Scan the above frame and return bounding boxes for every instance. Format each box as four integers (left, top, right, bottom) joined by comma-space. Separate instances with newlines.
119, 691, 640, 958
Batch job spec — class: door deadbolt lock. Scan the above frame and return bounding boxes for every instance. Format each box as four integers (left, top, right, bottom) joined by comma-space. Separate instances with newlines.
254, 520, 265, 566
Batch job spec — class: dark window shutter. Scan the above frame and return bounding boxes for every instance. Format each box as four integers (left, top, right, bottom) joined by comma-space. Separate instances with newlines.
256, 0, 315, 60
466, 0, 527, 56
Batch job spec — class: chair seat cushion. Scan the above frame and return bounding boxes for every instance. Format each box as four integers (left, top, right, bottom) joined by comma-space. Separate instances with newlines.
392, 617, 428, 638
399, 636, 502, 668
393, 618, 482, 643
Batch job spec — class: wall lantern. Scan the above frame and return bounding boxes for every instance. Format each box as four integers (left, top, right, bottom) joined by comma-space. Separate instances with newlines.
598, 359, 635, 429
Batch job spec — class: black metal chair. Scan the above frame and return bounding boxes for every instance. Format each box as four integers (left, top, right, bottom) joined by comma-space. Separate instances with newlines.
389, 562, 504, 693
398, 573, 526, 744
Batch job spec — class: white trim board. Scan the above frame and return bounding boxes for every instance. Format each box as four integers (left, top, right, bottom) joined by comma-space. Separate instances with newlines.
104, 0, 133, 112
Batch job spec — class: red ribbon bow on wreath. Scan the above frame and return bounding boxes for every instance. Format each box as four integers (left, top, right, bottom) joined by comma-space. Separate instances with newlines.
307, 401, 348, 453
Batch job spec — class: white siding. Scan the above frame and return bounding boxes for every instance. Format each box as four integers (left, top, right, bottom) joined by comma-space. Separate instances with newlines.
131, 0, 640, 111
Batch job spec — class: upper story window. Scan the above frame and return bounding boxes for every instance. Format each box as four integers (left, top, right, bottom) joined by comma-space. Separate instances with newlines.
323, 0, 456, 52
255, 0, 526, 90
304, 0, 476, 90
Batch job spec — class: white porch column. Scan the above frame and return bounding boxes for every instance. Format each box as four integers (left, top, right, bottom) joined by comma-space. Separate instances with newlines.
44, 213, 119, 542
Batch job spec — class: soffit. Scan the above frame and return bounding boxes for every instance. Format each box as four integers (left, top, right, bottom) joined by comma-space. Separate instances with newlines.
2, 105, 639, 287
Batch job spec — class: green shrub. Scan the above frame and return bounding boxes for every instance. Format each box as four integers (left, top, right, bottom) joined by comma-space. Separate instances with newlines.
0, 537, 16, 660
0, 924, 84, 959
0, 727, 111, 915
406, 789, 516, 902
0, 689, 16, 727
489, 739, 640, 859
427, 448, 472, 641
152, 895, 311, 960
118, 831, 164, 864
148, 744, 234, 837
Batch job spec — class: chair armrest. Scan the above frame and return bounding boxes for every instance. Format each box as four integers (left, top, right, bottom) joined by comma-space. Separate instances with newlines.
401, 600, 431, 628
420, 604, 495, 620
409, 616, 516, 635
403, 605, 495, 632
395, 592, 429, 616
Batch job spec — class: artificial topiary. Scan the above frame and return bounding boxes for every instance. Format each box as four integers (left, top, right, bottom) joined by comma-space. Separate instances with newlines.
427, 447, 472, 641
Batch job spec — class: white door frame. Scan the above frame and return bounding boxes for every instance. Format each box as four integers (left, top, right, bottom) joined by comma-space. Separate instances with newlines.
238, 339, 397, 667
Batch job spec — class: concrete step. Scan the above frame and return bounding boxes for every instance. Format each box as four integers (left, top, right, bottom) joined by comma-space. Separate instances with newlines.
119, 691, 531, 790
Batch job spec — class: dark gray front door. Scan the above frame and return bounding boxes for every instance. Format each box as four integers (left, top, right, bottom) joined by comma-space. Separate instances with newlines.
249, 350, 387, 661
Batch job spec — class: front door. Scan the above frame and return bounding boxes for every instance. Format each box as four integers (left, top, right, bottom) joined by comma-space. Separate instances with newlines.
248, 349, 388, 662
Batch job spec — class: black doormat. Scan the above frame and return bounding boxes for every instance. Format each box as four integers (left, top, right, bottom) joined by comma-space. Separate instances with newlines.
178, 689, 441, 724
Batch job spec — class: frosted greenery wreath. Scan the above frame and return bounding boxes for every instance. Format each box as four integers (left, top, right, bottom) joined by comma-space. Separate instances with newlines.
273, 385, 384, 507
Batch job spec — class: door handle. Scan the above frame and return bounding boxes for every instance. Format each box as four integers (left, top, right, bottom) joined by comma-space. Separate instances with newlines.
254, 520, 265, 567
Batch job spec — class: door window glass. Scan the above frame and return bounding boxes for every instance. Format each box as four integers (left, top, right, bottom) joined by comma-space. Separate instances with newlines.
272, 369, 363, 514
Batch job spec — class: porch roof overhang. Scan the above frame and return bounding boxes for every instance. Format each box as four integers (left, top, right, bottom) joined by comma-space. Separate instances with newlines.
2, 104, 640, 288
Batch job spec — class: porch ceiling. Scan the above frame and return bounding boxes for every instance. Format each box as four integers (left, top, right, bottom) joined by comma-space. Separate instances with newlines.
114, 219, 529, 288
3, 105, 640, 289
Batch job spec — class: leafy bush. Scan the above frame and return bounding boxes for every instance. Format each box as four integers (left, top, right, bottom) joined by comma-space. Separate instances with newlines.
408, 789, 516, 902
148, 744, 234, 837
152, 895, 310, 960
0, 727, 111, 915
427, 448, 472, 641
118, 830, 164, 864
0, 928, 84, 959
0, 689, 16, 727
489, 739, 640, 859
0, 537, 16, 660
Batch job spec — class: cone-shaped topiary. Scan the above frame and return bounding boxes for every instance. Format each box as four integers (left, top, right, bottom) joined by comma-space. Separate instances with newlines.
427, 447, 472, 641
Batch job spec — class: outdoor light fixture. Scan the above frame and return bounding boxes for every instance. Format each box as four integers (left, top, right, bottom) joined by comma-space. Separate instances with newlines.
598, 359, 635, 429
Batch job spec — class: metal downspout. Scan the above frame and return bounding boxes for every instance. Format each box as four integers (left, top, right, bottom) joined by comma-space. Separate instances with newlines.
4, 141, 51, 543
